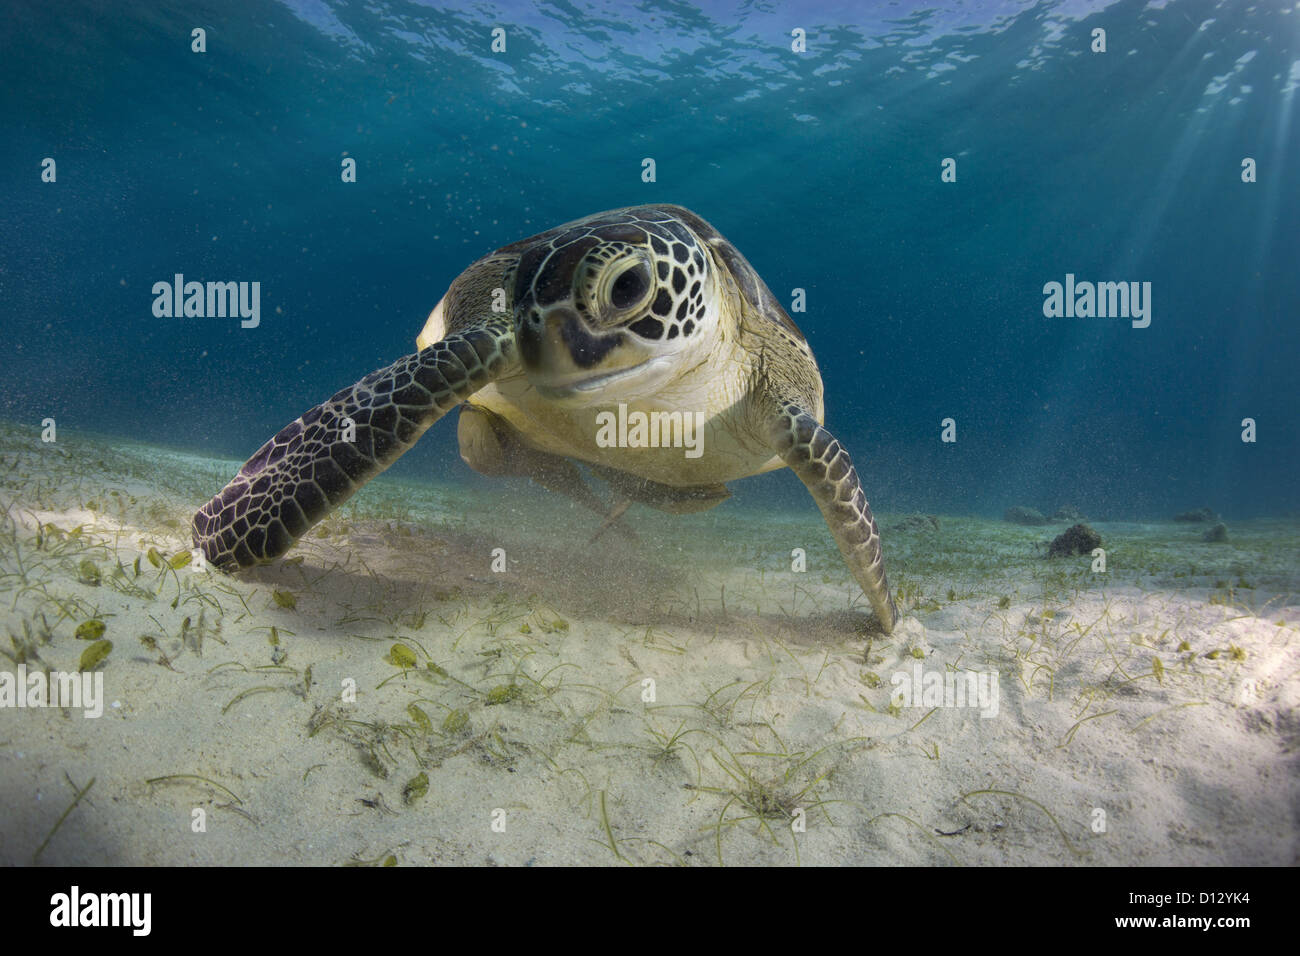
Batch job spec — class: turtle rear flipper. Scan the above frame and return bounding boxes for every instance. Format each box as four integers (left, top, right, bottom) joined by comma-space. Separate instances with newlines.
586, 462, 731, 515
193, 327, 513, 570
456, 404, 638, 542
769, 403, 898, 634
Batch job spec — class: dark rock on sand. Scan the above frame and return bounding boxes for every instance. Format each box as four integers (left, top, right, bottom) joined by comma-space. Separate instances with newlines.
1048, 523, 1103, 557
1201, 523, 1228, 543
893, 513, 941, 533
1174, 507, 1218, 523
1004, 506, 1048, 526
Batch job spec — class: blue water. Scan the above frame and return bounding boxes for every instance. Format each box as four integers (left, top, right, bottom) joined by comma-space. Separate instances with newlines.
2, 0, 1296, 520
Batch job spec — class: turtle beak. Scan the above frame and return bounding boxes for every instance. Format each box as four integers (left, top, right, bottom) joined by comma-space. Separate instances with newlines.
516, 305, 659, 404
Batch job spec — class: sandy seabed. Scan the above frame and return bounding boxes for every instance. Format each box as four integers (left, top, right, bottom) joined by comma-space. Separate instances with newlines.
0, 421, 1296, 866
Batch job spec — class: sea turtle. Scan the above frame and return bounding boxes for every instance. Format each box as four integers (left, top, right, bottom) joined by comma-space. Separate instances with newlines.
192, 204, 898, 633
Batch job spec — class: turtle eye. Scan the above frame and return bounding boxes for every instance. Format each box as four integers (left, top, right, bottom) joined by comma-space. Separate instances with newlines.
609, 264, 649, 310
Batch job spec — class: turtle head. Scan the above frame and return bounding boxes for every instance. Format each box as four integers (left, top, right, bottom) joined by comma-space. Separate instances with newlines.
510, 211, 716, 407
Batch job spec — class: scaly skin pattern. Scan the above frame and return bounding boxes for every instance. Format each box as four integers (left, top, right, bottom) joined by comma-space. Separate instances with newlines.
768, 403, 899, 633
192, 325, 512, 570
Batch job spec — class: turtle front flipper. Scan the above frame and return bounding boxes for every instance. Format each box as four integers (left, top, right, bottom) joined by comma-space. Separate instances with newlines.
768, 403, 899, 634
193, 327, 513, 570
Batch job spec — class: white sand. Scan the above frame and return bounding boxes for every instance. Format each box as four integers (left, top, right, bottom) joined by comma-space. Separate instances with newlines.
1, 421, 1297, 866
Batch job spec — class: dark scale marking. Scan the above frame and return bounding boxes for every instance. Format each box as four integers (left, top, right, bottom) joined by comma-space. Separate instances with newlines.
682, 320, 694, 335
295, 482, 327, 520
467, 329, 503, 363
554, 226, 591, 247
630, 317, 664, 339
667, 324, 679, 339
676, 300, 689, 320
371, 428, 400, 462
350, 427, 376, 462
240, 441, 275, 478
660, 220, 696, 246
533, 237, 600, 305
514, 245, 551, 301
672, 242, 689, 264
393, 416, 419, 445
590, 224, 636, 243
391, 384, 429, 408
672, 268, 686, 293
369, 404, 398, 435
652, 288, 673, 317
657, 261, 670, 280
643, 222, 675, 243
329, 440, 367, 478
263, 522, 291, 560
836, 468, 858, 503
558, 313, 622, 368
233, 540, 256, 568
448, 337, 480, 369
280, 498, 309, 536
311, 458, 349, 497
